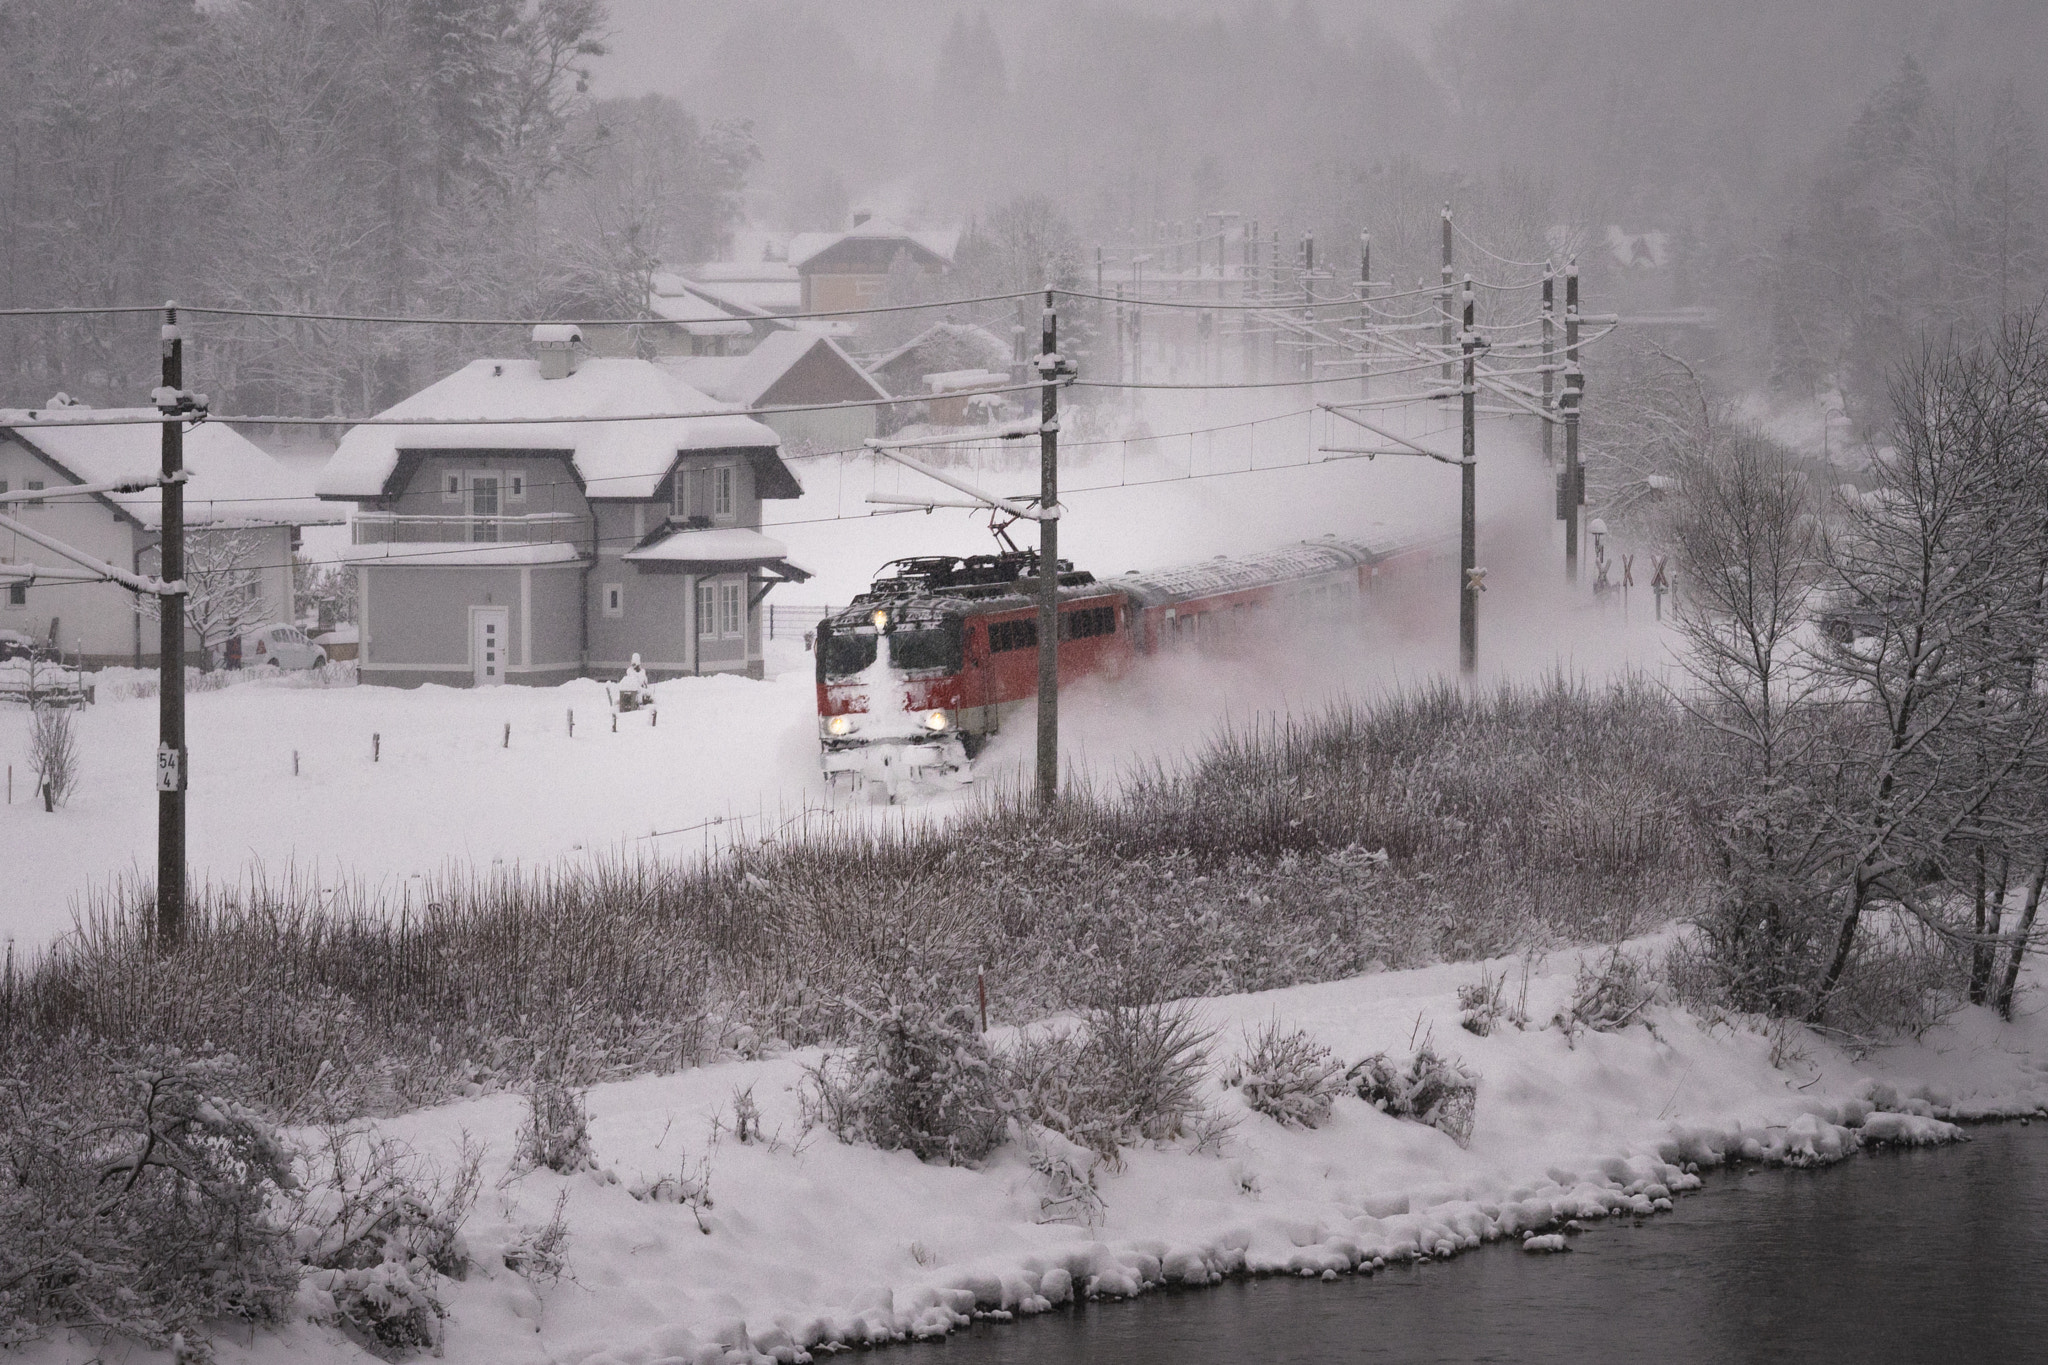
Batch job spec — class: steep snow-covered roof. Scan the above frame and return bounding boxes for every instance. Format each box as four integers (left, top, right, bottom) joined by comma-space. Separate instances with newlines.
0, 406, 337, 529
681, 265, 802, 314
647, 275, 758, 335
868, 322, 1012, 379
788, 220, 960, 270
662, 331, 889, 408
317, 358, 784, 503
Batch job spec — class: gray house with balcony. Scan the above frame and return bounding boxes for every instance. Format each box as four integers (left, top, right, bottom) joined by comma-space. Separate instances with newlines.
316, 328, 809, 688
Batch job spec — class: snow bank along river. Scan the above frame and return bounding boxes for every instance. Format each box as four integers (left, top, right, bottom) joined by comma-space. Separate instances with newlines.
942, 1119, 2048, 1364
32, 940, 2032, 1365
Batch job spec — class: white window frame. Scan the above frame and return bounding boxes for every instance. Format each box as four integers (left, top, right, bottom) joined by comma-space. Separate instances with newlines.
696, 580, 718, 639
442, 470, 463, 503
720, 579, 743, 637
506, 469, 526, 502
602, 582, 624, 618
712, 464, 735, 521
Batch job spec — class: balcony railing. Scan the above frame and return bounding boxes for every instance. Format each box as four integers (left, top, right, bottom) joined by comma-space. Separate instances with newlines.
352, 511, 591, 546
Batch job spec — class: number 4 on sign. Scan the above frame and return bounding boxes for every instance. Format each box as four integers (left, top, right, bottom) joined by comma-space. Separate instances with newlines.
156, 744, 184, 793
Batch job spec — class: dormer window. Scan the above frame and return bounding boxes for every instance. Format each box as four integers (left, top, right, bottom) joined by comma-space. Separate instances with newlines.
673, 462, 739, 523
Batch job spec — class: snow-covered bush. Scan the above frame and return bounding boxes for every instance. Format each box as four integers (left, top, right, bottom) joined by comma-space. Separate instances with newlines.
629, 1143, 715, 1233
1347, 1044, 1479, 1146
518, 1077, 593, 1173
1222, 1021, 1344, 1128
501, 1193, 570, 1282
1006, 1005, 1215, 1161
1553, 949, 1661, 1044
0, 1047, 299, 1352
1458, 964, 1528, 1036
292, 1130, 480, 1358
804, 980, 1005, 1166
1017, 1122, 1104, 1226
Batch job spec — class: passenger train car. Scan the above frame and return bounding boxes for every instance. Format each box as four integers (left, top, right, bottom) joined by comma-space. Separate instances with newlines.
814, 530, 1451, 789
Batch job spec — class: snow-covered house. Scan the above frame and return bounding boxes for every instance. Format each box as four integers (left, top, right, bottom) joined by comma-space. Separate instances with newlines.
580, 274, 785, 360
662, 330, 892, 453
0, 402, 335, 665
315, 328, 809, 688
867, 322, 1014, 398
788, 215, 959, 316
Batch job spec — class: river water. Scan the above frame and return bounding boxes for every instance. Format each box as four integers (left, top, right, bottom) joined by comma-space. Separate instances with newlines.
940, 1121, 2048, 1364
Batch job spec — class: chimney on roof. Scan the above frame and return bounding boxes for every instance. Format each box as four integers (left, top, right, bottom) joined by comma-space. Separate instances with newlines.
531, 324, 584, 380
852, 210, 873, 228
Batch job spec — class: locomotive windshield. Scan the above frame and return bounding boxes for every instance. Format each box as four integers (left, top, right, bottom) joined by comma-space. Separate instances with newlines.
817, 616, 964, 682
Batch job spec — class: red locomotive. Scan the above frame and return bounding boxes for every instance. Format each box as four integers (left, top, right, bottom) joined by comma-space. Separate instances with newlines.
815, 530, 1450, 789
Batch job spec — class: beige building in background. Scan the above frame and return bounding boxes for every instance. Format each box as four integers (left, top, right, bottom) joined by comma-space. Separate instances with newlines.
0, 403, 335, 665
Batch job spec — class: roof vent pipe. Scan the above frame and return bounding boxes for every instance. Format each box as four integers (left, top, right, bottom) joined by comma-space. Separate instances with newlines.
532, 324, 584, 380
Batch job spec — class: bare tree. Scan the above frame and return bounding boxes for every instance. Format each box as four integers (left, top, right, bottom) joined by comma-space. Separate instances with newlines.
140, 530, 274, 666
1805, 319, 2048, 1023
1668, 430, 1828, 1012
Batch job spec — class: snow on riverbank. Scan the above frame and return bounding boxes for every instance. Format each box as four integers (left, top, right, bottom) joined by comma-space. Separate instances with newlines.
26, 942, 2040, 1365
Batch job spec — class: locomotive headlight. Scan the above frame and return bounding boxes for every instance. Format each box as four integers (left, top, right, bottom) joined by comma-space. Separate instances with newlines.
826, 714, 855, 737
924, 710, 950, 731
870, 608, 889, 630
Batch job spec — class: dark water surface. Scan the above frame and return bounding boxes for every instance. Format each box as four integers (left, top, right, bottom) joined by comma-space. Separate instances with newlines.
937, 1122, 2048, 1364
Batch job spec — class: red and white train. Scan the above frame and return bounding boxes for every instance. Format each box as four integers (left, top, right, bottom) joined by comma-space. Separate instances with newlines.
814, 530, 1451, 789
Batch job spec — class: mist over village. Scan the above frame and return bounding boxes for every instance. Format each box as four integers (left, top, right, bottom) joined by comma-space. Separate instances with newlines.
4, 2, 2048, 1362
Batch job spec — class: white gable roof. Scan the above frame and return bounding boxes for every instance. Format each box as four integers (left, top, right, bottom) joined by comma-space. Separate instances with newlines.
317, 357, 780, 502
788, 220, 961, 269
0, 407, 336, 529
662, 331, 889, 408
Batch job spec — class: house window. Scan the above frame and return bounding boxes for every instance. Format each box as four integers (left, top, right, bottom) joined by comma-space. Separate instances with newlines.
6, 583, 23, 607
675, 467, 712, 521
713, 465, 734, 520
443, 472, 462, 502
603, 582, 623, 618
24, 480, 43, 509
508, 471, 526, 501
696, 580, 718, 639
720, 579, 743, 637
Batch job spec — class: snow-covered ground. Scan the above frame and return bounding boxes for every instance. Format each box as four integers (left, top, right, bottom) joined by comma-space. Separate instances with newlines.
1, 394, 1678, 953
20, 941, 2045, 1365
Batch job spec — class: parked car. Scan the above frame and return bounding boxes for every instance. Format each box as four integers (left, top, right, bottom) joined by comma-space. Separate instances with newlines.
219, 623, 328, 670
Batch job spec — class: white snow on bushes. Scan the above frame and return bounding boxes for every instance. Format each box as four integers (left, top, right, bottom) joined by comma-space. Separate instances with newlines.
20, 944, 2048, 1365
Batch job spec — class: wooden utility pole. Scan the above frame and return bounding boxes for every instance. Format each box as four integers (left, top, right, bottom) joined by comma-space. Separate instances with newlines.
1440, 204, 1455, 385
1301, 231, 1315, 381
1460, 280, 1480, 675
157, 303, 187, 945
1035, 290, 1063, 808
1541, 266, 1556, 466
1563, 257, 1583, 582
1115, 284, 1127, 383
1359, 232, 1372, 401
